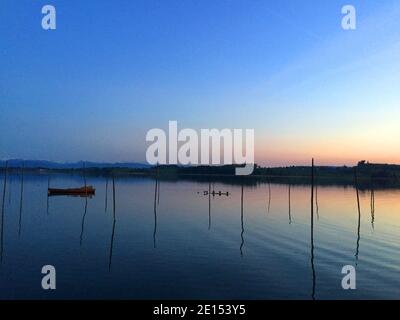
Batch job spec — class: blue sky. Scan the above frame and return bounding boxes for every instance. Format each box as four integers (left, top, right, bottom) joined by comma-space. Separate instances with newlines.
1, 0, 399, 165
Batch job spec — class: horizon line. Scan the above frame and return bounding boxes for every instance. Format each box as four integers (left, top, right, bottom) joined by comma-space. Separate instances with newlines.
0, 159, 398, 169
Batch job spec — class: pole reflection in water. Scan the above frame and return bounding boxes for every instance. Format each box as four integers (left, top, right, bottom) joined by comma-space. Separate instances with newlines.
8, 176, 11, 205
80, 163, 88, 247
267, 181, 271, 214
315, 180, 319, 220
370, 182, 375, 230
1, 161, 8, 263
157, 179, 160, 205
208, 181, 211, 230
18, 163, 24, 237
354, 168, 361, 266
153, 176, 158, 249
80, 197, 88, 246
240, 182, 245, 257
288, 184, 292, 224
310, 158, 316, 300
105, 177, 108, 212
46, 176, 50, 216
109, 175, 116, 272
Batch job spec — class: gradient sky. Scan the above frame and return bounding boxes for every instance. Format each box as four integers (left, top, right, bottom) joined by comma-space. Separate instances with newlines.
1, 0, 400, 166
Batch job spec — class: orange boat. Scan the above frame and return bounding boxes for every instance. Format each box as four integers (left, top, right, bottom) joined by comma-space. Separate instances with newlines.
48, 186, 95, 197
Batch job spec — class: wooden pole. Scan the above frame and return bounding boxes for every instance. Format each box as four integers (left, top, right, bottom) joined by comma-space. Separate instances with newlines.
8, 176, 11, 204
112, 175, 116, 220
157, 164, 160, 205
18, 162, 24, 236
370, 177, 375, 229
208, 181, 211, 230
267, 181, 271, 213
109, 175, 116, 271
83, 162, 87, 195
288, 184, 292, 224
354, 167, 361, 264
240, 182, 244, 257
80, 162, 88, 246
311, 158, 316, 300
1, 161, 8, 262
153, 173, 158, 248
46, 175, 50, 215
157, 180, 160, 205
105, 177, 108, 212
315, 170, 319, 219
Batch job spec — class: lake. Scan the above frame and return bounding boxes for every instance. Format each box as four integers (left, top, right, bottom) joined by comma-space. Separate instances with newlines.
1, 173, 400, 299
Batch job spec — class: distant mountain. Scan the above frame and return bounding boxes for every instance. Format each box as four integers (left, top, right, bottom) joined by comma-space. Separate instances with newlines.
0, 159, 150, 169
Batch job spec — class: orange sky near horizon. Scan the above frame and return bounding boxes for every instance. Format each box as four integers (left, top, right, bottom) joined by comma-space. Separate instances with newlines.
255, 131, 400, 167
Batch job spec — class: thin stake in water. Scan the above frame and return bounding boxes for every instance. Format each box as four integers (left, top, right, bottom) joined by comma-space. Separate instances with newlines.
311, 158, 316, 300
370, 178, 375, 230
267, 181, 271, 214
105, 177, 108, 212
208, 181, 211, 230
109, 175, 116, 271
1, 161, 8, 263
354, 167, 361, 265
240, 182, 244, 257
288, 184, 292, 224
80, 162, 88, 246
46, 176, 50, 215
18, 162, 24, 237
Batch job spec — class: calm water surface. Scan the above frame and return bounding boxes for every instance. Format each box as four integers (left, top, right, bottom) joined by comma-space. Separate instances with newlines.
1, 173, 400, 299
